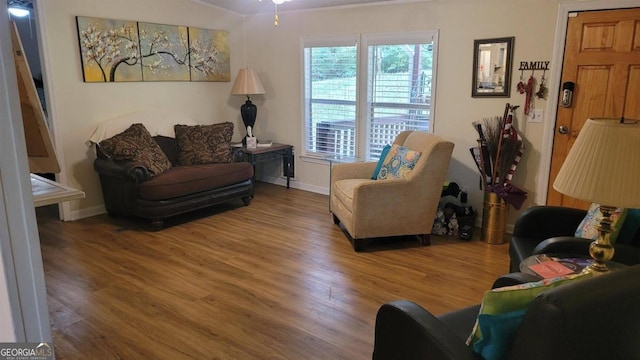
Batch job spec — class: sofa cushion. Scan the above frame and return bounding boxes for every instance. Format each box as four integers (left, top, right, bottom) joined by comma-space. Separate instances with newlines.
376, 144, 421, 180
98, 123, 172, 177
174, 122, 234, 165
138, 162, 253, 201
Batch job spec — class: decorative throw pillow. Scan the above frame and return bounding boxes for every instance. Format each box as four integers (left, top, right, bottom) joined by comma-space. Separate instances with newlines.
174, 122, 234, 165
617, 208, 640, 245
466, 272, 592, 360
98, 123, 172, 177
371, 144, 392, 180
376, 144, 421, 180
574, 203, 627, 242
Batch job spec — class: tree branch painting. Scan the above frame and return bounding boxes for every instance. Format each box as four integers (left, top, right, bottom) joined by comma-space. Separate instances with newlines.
76, 16, 230, 83
188, 27, 230, 82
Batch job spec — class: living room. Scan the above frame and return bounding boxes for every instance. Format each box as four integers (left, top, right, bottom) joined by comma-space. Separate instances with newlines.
1, 0, 639, 358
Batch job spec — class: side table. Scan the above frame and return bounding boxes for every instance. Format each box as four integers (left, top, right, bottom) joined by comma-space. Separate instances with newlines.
520, 254, 626, 278
243, 143, 294, 188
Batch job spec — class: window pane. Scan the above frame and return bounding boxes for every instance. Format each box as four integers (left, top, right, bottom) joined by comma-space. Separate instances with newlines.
304, 45, 357, 157
367, 43, 433, 159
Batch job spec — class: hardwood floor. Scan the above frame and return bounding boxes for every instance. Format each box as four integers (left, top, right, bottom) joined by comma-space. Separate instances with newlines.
37, 182, 510, 359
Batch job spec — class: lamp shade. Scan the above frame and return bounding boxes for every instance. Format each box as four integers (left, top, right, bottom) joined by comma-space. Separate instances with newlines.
553, 118, 640, 208
231, 68, 265, 96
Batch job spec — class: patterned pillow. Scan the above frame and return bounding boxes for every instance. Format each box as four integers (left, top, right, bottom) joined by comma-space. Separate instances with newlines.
174, 122, 234, 165
574, 203, 627, 242
98, 123, 172, 177
467, 272, 592, 360
376, 144, 421, 180
371, 144, 392, 180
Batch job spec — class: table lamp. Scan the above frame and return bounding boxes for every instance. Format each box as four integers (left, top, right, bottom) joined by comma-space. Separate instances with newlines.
553, 118, 640, 273
231, 68, 265, 141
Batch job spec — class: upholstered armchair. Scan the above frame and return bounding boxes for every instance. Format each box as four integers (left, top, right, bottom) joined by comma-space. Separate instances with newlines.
330, 131, 454, 251
372, 265, 640, 360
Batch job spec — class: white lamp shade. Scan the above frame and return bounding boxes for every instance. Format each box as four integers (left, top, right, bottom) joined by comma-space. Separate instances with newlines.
553, 118, 640, 208
231, 68, 265, 96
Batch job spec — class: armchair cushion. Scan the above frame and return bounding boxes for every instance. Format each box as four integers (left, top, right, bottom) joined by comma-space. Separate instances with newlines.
376, 144, 421, 180
174, 122, 234, 165
98, 123, 172, 177
575, 203, 627, 241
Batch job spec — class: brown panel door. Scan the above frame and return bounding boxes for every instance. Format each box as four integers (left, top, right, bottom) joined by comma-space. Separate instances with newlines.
547, 8, 640, 208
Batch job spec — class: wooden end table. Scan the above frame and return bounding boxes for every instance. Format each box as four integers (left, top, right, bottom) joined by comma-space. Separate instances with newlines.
242, 143, 294, 188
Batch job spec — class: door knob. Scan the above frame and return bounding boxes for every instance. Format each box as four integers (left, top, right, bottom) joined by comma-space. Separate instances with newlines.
558, 125, 569, 134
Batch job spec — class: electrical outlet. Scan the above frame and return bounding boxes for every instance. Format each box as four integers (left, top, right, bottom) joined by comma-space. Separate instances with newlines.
528, 108, 544, 123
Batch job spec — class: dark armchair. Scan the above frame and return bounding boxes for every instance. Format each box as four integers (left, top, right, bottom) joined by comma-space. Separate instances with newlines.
372, 264, 640, 360
509, 206, 640, 272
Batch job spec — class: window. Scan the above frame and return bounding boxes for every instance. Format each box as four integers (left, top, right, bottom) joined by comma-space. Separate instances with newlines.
303, 31, 437, 160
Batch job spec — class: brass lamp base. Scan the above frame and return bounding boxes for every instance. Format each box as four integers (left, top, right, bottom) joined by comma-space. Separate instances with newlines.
585, 205, 616, 274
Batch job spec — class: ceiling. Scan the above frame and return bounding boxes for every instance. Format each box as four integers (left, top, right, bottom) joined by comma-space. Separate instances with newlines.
198, 0, 417, 15
6, 0, 420, 15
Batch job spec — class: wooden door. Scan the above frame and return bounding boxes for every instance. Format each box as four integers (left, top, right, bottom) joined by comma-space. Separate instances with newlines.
547, 8, 640, 208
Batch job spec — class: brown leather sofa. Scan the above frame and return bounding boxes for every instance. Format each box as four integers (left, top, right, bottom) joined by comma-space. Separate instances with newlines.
94, 135, 253, 229
372, 264, 640, 360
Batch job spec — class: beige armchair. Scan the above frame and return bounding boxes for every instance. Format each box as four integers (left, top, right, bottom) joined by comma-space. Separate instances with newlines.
331, 131, 454, 251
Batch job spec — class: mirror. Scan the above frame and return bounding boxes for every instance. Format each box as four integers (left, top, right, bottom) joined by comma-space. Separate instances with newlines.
472, 37, 514, 97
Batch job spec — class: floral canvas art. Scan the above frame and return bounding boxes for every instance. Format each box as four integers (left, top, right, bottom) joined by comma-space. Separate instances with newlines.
76, 16, 230, 82
138, 22, 190, 81
188, 27, 230, 82
76, 17, 142, 82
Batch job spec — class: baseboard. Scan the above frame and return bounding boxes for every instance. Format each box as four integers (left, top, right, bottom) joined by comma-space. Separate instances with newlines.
68, 204, 105, 221
260, 175, 329, 195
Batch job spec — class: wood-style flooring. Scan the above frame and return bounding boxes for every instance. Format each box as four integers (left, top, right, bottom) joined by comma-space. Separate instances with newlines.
37, 182, 510, 359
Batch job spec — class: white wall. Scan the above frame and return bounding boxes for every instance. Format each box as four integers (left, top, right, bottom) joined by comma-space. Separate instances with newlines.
242, 0, 567, 226
38, 0, 245, 219
38, 0, 622, 228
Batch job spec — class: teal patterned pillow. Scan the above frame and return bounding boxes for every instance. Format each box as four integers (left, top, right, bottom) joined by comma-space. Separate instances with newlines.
376, 144, 421, 180
371, 144, 392, 179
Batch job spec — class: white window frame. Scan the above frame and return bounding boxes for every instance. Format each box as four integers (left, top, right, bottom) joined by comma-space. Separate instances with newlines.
301, 31, 438, 160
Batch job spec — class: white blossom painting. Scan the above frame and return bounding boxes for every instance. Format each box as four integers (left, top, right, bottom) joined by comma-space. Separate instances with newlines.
188, 27, 230, 82
76, 17, 142, 82
76, 16, 231, 82
139, 22, 190, 81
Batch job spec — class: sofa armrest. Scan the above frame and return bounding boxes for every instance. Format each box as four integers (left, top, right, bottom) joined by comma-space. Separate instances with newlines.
373, 300, 481, 360
512, 206, 587, 239
231, 147, 246, 163
94, 158, 151, 183
331, 162, 377, 183
492, 272, 541, 288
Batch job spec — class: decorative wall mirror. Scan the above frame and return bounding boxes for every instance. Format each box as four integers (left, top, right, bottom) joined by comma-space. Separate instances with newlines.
472, 37, 514, 97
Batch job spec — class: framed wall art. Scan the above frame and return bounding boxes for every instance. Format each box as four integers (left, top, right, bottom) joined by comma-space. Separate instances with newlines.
76, 16, 230, 83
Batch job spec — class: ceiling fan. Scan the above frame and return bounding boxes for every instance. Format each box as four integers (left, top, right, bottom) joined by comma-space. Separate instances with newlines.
259, 0, 293, 26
